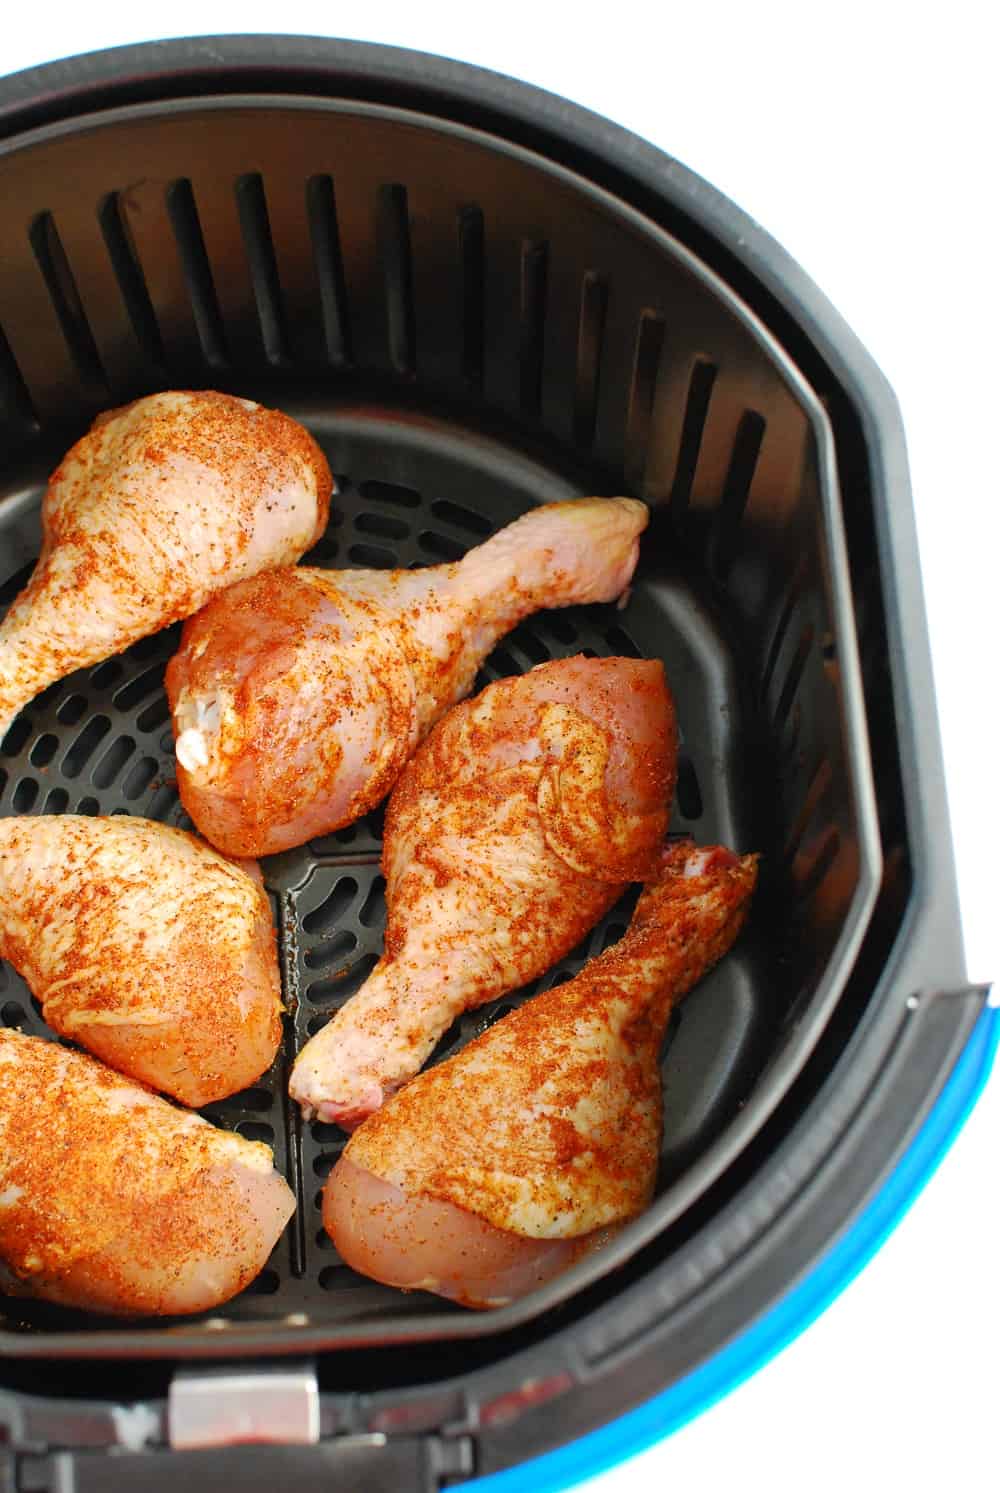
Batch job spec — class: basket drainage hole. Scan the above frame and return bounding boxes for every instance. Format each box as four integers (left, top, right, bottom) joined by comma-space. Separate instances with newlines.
675, 755, 704, 820
359, 479, 421, 509
29, 733, 59, 768
430, 500, 492, 538
354, 511, 410, 542
242, 1268, 280, 1296
312, 1152, 342, 1178
1, 717, 32, 758
319, 1266, 368, 1291
2, 1002, 26, 1029
348, 542, 396, 569
63, 717, 111, 778
11, 778, 39, 813
236, 1121, 274, 1144
56, 694, 88, 727
418, 530, 464, 562
302, 876, 358, 935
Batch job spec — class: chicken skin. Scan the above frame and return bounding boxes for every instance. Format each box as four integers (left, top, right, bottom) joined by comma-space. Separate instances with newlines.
0, 1029, 294, 1316
0, 815, 282, 1107
290, 655, 676, 1127
166, 496, 648, 857
325, 841, 757, 1307
0, 391, 332, 739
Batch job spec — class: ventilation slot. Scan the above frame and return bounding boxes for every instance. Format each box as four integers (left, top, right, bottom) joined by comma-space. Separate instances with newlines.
430, 500, 492, 538
417, 530, 463, 562
519, 239, 549, 417
602, 624, 641, 658
0, 561, 33, 612
28, 212, 107, 390
136, 696, 170, 733
56, 694, 87, 727
507, 624, 550, 666
624, 312, 665, 490
794, 827, 841, 905
304, 930, 358, 972
302, 877, 358, 936
710, 411, 766, 578
306, 174, 352, 365
377, 184, 416, 376
165, 178, 228, 367
675, 754, 704, 821
98, 192, 165, 365
760, 563, 806, 703
1, 718, 31, 758
458, 205, 485, 392
573, 272, 608, 448
0, 319, 38, 435
359, 877, 386, 928
90, 659, 123, 691
235, 174, 290, 365
670, 358, 717, 519
114, 663, 165, 711
121, 757, 159, 801
89, 735, 133, 789
773, 625, 816, 729
349, 543, 396, 568
354, 511, 409, 542
62, 717, 111, 779
308, 953, 379, 1009
359, 479, 420, 509
785, 758, 834, 862
29, 734, 59, 768
12, 778, 38, 813
243, 1269, 280, 1296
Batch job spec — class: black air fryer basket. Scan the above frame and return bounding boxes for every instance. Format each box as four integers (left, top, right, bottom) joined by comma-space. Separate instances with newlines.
0, 35, 989, 1490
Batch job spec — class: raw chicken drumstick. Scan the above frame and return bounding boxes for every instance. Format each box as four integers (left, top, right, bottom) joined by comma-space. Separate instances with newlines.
0, 1029, 294, 1316
166, 496, 648, 857
325, 840, 757, 1308
0, 815, 282, 1107
0, 390, 332, 739
290, 654, 676, 1127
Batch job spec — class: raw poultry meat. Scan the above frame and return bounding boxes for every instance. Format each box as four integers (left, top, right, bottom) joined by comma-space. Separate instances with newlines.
165, 496, 648, 857
0, 815, 282, 1107
325, 840, 757, 1308
0, 1028, 294, 1315
0, 390, 332, 740
290, 654, 676, 1127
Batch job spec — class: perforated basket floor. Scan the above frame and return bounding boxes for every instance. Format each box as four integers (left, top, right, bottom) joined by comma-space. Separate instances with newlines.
0, 401, 772, 1337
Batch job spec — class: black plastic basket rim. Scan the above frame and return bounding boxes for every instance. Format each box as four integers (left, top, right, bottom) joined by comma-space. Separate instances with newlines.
0, 38, 972, 1384
0, 85, 883, 1357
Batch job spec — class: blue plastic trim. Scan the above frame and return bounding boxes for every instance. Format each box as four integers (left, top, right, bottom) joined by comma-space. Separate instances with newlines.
459, 1002, 999, 1493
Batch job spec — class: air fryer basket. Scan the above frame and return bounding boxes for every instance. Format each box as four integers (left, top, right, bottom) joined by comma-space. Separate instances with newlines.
0, 35, 981, 1486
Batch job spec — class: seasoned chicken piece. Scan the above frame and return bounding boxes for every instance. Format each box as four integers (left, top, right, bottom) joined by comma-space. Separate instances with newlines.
0, 815, 282, 1107
290, 655, 676, 1127
0, 390, 332, 739
166, 496, 648, 857
326, 841, 757, 1307
0, 1029, 294, 1316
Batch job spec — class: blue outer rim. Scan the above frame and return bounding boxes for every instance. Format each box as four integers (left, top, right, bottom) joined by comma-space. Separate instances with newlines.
459, 1002, 999, 1492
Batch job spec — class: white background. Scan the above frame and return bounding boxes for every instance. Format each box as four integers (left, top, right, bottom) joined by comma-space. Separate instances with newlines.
3, 6, 997, 1489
